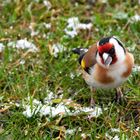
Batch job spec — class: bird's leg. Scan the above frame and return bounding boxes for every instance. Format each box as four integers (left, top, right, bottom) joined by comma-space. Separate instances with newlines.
90, 87, 96, 107
115, 87, 124, 103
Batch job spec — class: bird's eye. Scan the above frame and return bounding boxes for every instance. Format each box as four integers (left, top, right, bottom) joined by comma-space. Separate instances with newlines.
108, 47, 115, 55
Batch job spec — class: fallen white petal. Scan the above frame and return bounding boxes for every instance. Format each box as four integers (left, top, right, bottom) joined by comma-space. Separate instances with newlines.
112, 135, 119, 140
110, 128, 120, 133
8, 39, 39, 52
40, 103, 70, 117
64, 29, 78, 38
77, 23, 92, 30
29, 23, 39, 37
105, 132, 113, 139
23, 95, 103, 118
51, 43, 66, 57
31, 30, 39, 37
66, 128, 77, 135
81, 106, 103, 118
130, 14, 140, 23
43, 90, 55, 104
133, 65, 140, 72
43, 23, 51, 29
136, 127, 140, 131
19, 59, 25, 65
105, 128, 123, 140
15, 103, 20, 107
113, 12, 128, 20
66, 127, 82, 135
81, 133, 87, 139
33, 99, 42, 105
43, 0, 51, 10
39, 105, 54, 116
23, 104, 41, 118
51, 103, 70, 117
23, 98, 42, 118
70, 72, 75, 79
67, 17, 79, 27
0, 43, 5, 52
65, 17, 92, 38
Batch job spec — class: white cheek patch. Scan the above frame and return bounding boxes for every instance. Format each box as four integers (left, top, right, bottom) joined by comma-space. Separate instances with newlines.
109, 38, 118, 47
109, 37, 125, 65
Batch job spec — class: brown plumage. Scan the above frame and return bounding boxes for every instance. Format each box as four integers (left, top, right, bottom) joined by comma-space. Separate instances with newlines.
82, 45, 97, 69
93, 64, 114, 84
73, 36, 134, 105
122, 52, 134, 78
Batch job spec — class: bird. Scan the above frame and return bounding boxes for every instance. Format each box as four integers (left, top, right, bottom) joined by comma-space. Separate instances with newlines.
72, 36, 134, 105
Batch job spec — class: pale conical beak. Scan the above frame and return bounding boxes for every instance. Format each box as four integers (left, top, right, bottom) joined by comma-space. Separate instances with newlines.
102, 53, 112, 67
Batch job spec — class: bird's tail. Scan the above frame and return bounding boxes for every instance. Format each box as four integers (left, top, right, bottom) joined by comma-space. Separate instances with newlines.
72, 48, 88, 55
72, 48, 88, 64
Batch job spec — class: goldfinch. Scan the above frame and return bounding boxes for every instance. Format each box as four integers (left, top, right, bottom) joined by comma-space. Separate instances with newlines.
73, 36, 134, 104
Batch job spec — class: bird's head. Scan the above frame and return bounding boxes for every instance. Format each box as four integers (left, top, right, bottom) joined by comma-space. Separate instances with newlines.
96, 36, 126, 68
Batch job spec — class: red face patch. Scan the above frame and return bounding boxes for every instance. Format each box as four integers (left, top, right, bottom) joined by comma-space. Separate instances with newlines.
98, 43, 117, 65
98, 43, 113, 54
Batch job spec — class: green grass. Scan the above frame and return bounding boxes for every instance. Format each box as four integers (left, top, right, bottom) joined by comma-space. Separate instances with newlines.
0, 0, 140, 139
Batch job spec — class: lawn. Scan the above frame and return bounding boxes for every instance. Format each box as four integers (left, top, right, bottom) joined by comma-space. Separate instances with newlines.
0, 0, 140, 139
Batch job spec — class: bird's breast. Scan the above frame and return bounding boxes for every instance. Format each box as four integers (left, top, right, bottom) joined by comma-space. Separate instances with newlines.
83, 62, 129, 89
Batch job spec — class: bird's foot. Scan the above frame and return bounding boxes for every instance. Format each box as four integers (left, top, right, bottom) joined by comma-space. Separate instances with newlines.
115, 88, 126, 104
90, 96, 95, 107
90, 87, 96, 107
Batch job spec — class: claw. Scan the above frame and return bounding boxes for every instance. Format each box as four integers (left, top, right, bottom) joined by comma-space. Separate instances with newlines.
90, 96, 95, 107
115, 88, 125, 104
90, 87, 96, 107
